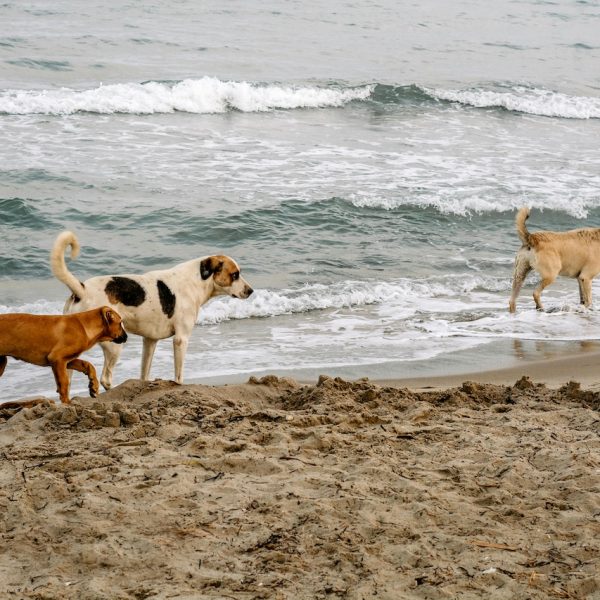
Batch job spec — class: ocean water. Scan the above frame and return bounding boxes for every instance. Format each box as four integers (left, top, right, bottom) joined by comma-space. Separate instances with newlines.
1, 0, 600, 401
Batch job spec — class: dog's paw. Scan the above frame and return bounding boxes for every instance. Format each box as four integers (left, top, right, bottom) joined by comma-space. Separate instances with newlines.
89, 380, 100, 398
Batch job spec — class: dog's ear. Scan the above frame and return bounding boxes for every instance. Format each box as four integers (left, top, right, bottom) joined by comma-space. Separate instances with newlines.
200, 258, 212, 280
101, 306, 115, 325
200, 257, 224, 280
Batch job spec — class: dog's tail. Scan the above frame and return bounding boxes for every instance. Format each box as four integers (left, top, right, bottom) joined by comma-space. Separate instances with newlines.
50, 231, 86, 299
515, 207, 532, 246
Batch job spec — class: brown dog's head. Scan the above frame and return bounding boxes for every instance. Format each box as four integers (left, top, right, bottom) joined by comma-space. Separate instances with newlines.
200, 255, 254, 299
100, 307, 128, 344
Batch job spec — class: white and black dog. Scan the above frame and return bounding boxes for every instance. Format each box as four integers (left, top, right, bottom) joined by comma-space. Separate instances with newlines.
51, 231, 253, 389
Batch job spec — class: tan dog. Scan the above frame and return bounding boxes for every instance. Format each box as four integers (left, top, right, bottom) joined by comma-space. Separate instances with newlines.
0, 307, 127, 403
509, 208, 600, 312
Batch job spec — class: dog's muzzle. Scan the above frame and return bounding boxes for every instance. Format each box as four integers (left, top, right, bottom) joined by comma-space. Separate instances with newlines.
113, 332, 128, 344
232, 286, 254, 299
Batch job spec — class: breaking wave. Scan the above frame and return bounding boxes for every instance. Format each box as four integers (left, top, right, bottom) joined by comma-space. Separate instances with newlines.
1, 79, 598, 119
197, 276, 509, 325
424, 85, 600, 119
0, 77, 373, 115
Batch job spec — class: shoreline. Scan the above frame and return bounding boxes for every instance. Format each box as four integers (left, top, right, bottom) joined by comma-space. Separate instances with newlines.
186, 339, 600, 393
381, 347, 600, 391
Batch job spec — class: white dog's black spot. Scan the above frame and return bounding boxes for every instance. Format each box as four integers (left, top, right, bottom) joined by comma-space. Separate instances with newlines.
157, 280, 176, 318
105, 277, 146, 306
200, 257, 223, 280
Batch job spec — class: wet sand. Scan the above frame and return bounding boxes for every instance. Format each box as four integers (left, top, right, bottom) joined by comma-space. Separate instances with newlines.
384, 348, 600, 392
1, 365, 599, 599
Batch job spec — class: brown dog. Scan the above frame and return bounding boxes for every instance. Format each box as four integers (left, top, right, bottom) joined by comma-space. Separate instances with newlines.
0, 307, 127, 403
509, 208, 600, 312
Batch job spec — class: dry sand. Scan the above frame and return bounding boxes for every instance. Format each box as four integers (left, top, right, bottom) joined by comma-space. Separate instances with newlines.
0, 371, 599, 599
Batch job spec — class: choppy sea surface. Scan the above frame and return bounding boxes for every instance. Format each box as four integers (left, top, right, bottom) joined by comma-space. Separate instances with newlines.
1, 0, 600, 401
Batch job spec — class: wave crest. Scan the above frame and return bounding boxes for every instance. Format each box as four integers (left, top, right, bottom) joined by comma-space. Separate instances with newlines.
424, 85, 600, 119
0, 77, 373, 115
1, 79, 598, 119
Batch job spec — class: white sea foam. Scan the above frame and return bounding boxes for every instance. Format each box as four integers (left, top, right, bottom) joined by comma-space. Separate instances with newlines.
425, 85, 600, 119
343, 193, 600, 218
197, 277, 600, 344
197, 276, 511, 325
0, 300, 63, 315
0, 78, 373, 115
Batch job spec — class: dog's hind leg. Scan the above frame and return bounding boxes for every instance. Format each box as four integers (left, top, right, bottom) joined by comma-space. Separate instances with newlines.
141, 338, 158, 381
509, 252, 532, 313
67, 358, 100, 398
0, 356, 7, 377
533, 276, 556, 311
99, 341, 123, 390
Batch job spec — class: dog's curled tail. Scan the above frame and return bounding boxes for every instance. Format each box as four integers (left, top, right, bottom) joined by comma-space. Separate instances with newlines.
50, 231, 86, 299
515, 207, 532, 246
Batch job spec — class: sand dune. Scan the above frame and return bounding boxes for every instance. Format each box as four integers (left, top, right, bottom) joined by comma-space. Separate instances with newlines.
1, 375, 598, 599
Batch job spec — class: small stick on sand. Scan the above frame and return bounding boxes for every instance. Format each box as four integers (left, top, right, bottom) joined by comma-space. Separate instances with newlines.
470, 540, 519, 551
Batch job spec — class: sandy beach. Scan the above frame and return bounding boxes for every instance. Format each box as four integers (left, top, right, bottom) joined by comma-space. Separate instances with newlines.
1, 355, 599, 599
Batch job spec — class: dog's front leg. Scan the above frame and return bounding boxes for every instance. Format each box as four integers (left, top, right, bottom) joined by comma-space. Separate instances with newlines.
173, 334, 189, 384
67, 358, 100, 398
578, 277, 593, 307
141, 338, 158, 380
99, 341, 124, 390
51, 360, 71, 404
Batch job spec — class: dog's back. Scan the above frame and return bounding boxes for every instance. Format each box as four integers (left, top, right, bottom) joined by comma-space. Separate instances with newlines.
516, 207, 600, 250
0, 313, 72, 366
